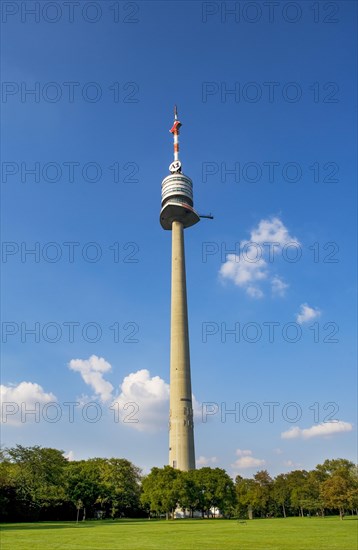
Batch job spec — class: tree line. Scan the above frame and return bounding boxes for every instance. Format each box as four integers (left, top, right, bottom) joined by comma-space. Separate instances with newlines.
0, 445, 357, 522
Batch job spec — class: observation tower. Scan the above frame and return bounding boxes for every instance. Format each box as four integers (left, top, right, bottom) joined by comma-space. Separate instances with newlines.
160, 107, 207, 471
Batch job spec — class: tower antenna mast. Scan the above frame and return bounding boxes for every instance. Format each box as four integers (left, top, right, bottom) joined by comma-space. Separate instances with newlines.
169, 105, 182, 170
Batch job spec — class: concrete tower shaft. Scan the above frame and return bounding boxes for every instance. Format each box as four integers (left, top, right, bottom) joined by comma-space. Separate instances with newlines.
169, 220, 195, 471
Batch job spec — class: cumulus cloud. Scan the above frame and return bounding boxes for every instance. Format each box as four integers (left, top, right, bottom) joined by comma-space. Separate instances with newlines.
271, 275, 289, 297
220, 217, 297, 298
283, 460, 302, 468
236, 449, 253, 456
68, 356, 200, 433
65, 450, 75, 461
250, 217, 298, 246
296, 303, 321, 324
68, 355, 114, 403
0, 381, 56, 425
220, 255, 267, 298
281, 421, 353, 440
231, 449, 266, 469
196, 456, 218, 467
112, 369, 169, 432
111, 368, 201, 432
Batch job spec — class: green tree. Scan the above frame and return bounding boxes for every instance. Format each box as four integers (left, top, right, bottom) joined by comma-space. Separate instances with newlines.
174, 470, 201, 517
235, 475, 257, 519
193, 468, 236, 518
100, 458, 142, 518
321, 474, 352, 519
316, 458, 357, 519
1, 445, 67, 519
66, 459, 106, 519
347, 465, 358, 513
286, 470, 309, 517
316, 458, 355, 477
0, 457, 18, 521
301, 469, 326, 516
141, 466, 180, 518
272, 474, 290, 518
253, 470, 273, 517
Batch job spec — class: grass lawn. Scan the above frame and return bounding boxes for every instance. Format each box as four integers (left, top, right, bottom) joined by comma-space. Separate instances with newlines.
1, 516, 357, 550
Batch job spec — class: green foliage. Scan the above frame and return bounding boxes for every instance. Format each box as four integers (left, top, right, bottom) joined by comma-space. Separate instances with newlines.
0, 445, 68, 520
141, 466, 236, 518
141, 466, 180, 517
66, 459, 106, 514
1, 446, 357, 523
272, 474, 290, 517
235, 459, 357, 520
173, 469, 200, 514
318, 459, 357, 519
235, 475, 256, 518
0, 446, 141, 521
66, 457, 142, 519
193, 467, 236, 517
100, 458, 142, 517
320, 474, 356, 519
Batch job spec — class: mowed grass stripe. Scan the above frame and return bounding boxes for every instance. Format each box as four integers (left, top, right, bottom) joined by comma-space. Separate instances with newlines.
0, 517, 357, 550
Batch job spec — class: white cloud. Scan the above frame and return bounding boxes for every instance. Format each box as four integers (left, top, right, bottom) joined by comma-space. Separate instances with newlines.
0, 381, 56, 425
236, 449, 254, 457
231, 449, 266, 469
250, 217, 298, 246
68, 356, 200, 433
112, 369, 169, 432
271, 275, 289, 297
220, 254, 267, 299
233, 456, 266, 469
281, 421, 353, 440
283, 460, 302, 469
296, 303, 321, 324
65, 450, 75, 461
220, 217, 297, 298
192, 394, 203, 422
112, 369, 201, 432
68, 355, 114, 403
247, 285, 265, 299
196, 456, 218, 466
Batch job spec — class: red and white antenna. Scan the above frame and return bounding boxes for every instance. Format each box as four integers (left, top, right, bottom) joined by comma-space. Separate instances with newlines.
169, 105, 182, 173
160, 106, 212, 230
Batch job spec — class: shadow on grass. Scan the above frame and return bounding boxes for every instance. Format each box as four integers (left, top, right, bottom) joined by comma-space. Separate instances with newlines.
0, 522, 92, 531
0, 519, 156, 532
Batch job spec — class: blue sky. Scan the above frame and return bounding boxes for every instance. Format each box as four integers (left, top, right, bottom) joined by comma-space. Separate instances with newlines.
1, 0, 357, 477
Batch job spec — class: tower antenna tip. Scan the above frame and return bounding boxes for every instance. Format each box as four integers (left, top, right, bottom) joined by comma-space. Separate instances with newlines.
174, 105, 178, 119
